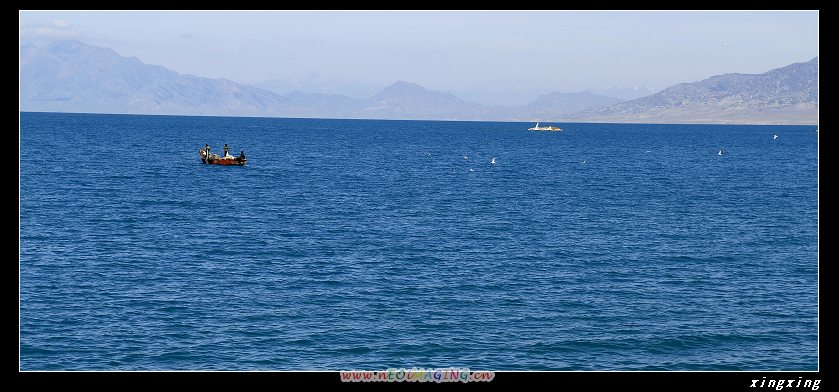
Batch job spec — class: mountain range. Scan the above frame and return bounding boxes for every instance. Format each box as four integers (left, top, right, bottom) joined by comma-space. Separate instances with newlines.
570, 57, 818, 124
21, 41, 818, 124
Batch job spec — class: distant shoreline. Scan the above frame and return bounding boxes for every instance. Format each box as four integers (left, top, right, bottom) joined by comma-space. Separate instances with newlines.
18, 111, 819, 127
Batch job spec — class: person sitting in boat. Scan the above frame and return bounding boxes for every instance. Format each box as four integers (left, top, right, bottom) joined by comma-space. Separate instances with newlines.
224, 143, 230, 157
239, 150, 246, 160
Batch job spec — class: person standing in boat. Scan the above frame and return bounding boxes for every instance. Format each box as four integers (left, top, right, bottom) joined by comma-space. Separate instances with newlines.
204, 144, 211, 162
224, 144, 230, 157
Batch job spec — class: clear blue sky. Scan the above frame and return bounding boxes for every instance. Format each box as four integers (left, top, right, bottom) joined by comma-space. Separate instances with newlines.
19, 10, 818, 95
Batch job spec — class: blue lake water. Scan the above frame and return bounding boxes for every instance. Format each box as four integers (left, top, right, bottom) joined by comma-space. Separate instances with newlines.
19, 112, 818, 370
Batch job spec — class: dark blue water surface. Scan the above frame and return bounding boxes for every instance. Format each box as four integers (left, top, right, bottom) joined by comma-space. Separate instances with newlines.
20, 112, 818, 370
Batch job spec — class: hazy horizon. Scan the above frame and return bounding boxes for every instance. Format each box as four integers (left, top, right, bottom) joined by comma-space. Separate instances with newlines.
20, 10, 818, 105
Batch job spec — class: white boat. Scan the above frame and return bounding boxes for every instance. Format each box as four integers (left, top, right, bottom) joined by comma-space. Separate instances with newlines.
528, 122, 562, 131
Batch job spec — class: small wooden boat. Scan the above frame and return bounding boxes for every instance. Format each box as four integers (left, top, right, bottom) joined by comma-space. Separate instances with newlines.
200, 148, 247, 166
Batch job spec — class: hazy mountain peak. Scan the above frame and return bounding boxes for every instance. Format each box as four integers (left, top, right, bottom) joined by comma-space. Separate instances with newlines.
391, 80, 422, 88
371, 80, 461, 103
377, 80, 429, 95
45, 40, 114, 57
521, 91, 624, 120
359, 81, 482, 120
21, 40, 288, 116
570, 57, 818, 125
46, 39, 85, 51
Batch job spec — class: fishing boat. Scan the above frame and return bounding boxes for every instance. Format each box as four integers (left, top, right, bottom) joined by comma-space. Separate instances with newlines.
528, 122, 562, 131
200, 146, 247, 166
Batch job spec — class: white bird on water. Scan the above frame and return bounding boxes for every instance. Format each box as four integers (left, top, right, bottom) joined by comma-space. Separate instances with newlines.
581, 160, 586, 164
464, 155, 469, 160
718, 150, 723, 156
469, 168, 475, 172
773, 134, 779, 140
490, 157, 496, 164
